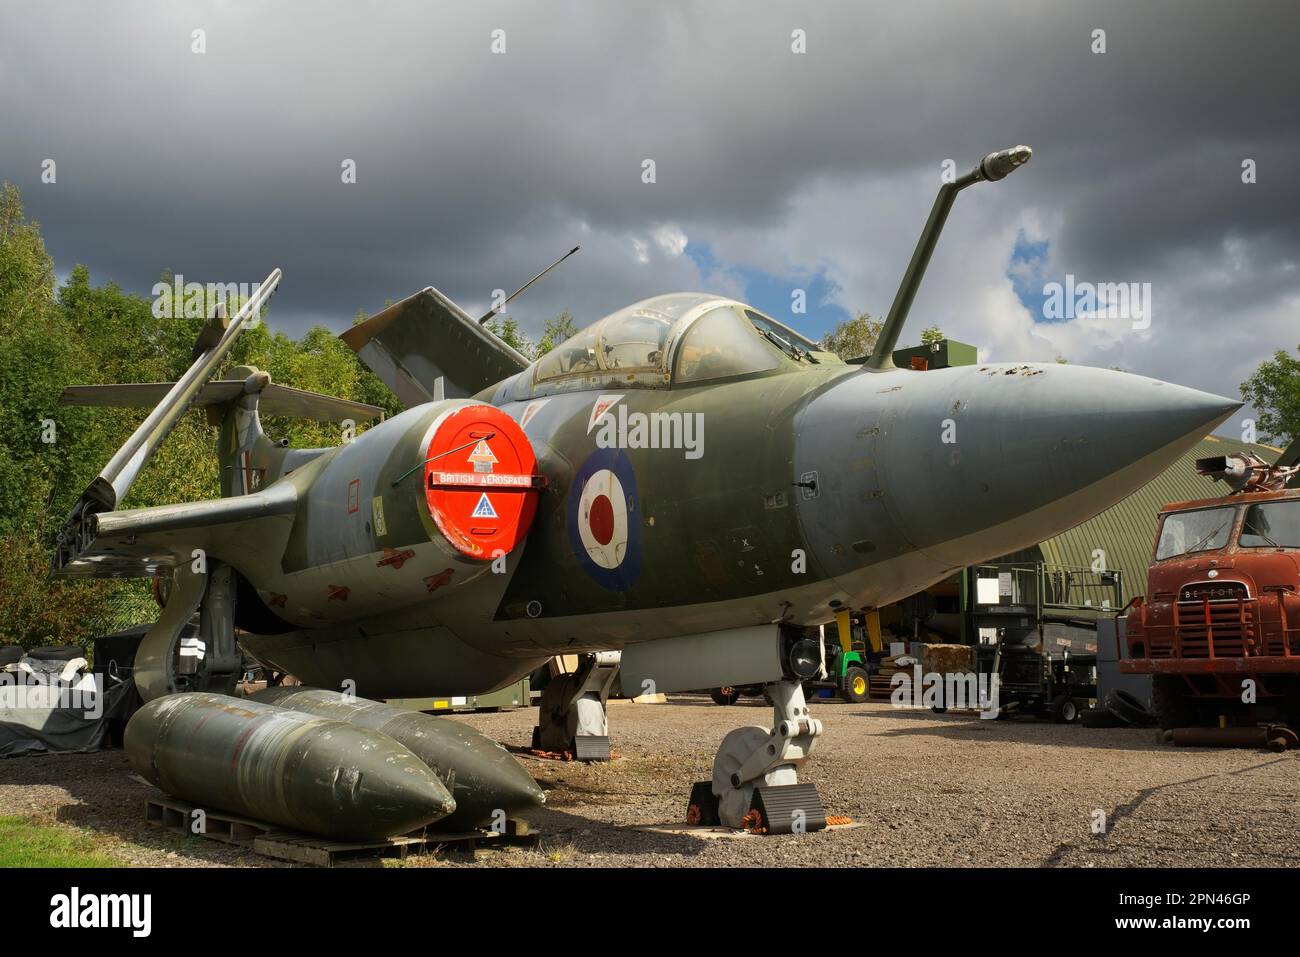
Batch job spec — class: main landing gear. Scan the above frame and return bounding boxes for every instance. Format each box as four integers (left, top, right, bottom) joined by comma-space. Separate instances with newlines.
533, 652, 620, 761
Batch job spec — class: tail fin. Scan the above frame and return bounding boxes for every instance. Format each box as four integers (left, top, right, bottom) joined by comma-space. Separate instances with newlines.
209, 366, 385, 496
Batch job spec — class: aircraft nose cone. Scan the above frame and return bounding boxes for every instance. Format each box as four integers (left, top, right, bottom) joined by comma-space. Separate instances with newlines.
884, 364, 1239, 566
795, 363, 1240, 600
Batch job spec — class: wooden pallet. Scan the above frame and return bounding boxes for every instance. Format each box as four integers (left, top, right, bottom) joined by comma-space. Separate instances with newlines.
868, 676, 895, 700
252, 822, 538, 867
143, 794, 538, 866
145, 795, 271, 844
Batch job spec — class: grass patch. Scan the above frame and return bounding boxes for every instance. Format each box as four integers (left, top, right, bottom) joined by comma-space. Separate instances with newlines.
0, 816, 120, 868
544, 841, 577, 864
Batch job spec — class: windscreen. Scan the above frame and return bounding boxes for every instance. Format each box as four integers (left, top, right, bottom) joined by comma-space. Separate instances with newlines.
676, 306, 784, 383
1239, 500, 1300, 548
1155, 506, 1236, 560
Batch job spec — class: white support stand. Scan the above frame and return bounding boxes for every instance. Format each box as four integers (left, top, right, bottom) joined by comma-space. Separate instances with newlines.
711, 679, 823, 828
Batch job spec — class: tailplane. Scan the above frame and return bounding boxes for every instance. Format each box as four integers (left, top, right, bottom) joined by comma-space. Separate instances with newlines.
60, 366, 385, 497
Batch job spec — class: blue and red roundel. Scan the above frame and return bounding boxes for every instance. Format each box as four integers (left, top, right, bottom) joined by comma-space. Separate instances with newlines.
567, 447, 641, 591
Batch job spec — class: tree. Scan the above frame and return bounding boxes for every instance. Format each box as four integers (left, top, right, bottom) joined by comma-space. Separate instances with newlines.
919, 326, 945, 345
481, 314, 535, 358
1241, 347, 1300, 445
480, 310, 579, 360
534, 311, 578, 358
820, 312, 882, 362
0, 183, 122, 646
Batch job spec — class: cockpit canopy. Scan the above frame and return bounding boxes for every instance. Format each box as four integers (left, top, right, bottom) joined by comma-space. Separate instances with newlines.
519, 293, 823, 399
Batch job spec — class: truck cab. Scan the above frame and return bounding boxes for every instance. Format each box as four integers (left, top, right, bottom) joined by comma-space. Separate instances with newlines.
1122, 485, 1300, 726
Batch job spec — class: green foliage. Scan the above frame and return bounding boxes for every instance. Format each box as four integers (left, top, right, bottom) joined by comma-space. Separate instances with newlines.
483, 310, 578, 360
820, 312, 882, 361
535, 311, 579, 358
481, 314, 535, 358
0, 183, 401, 646
1240, 347, 1300, 446
919, 325, 945, 345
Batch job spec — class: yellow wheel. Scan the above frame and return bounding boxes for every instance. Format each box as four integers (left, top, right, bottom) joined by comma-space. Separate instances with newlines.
842, 666, 870, 704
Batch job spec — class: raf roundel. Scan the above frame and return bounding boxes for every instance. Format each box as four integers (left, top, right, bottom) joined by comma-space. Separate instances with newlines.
577, 469, 628, 569
568, 448, 641, 591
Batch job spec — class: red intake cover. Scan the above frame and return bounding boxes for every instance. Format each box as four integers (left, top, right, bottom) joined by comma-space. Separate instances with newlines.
423, 404, 540, 559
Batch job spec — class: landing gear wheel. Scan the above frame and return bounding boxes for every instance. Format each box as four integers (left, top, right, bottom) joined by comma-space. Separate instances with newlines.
535, 670, 612, 754
1151, 676, 1197, 730
1051, 695, 1078, 724
711, 726, 797, 829
711, 686, 742, 706
841, 667, 869, 704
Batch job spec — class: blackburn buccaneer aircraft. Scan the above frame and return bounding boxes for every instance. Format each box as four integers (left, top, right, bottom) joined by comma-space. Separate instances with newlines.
52, 147, 1239, 827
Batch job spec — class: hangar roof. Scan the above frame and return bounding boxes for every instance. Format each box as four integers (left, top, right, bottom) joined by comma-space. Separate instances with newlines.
1027, 434, 1285, 604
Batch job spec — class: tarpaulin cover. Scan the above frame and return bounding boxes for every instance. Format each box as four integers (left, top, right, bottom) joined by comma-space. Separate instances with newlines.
0, 669, 136, 758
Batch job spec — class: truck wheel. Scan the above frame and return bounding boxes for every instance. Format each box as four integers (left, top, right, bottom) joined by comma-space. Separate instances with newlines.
1151, 676, 1198, 730
1106, 689, 1155, 727
1080, 707, 1122, 728
841, 667, 870, 704
710, 687, 742, 706
1051, 695, 1078, 724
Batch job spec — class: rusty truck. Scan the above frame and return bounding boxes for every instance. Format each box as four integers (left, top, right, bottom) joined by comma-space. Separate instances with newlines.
1120, 450, 1300, 729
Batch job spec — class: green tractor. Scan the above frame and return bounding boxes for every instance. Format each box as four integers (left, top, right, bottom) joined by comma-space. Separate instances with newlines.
708, 611, 878, 705
803, 610, 875, 704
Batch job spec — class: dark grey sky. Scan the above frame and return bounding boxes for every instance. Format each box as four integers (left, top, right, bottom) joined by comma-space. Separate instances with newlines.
3, 0, 1297, 436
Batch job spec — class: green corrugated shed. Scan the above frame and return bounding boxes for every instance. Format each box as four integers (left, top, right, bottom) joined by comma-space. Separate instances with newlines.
1010, 435, 1283, 605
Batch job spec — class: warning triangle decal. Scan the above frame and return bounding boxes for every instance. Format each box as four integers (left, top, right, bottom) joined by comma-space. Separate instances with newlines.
471, 492, 498, 519
468, 439, 498, 473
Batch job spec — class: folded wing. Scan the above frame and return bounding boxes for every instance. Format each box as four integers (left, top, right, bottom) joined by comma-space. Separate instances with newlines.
340, 287, 530, 407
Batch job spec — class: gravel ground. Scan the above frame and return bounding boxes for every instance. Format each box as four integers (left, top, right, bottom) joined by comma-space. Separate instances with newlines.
2, 696, 1296, 868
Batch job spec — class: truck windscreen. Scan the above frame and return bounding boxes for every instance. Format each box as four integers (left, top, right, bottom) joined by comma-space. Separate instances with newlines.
1155, 505, 1236, 560
1240, 500, 1300, 548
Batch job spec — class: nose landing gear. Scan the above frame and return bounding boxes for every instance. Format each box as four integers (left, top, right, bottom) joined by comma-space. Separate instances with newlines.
698, 679, 828, 833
